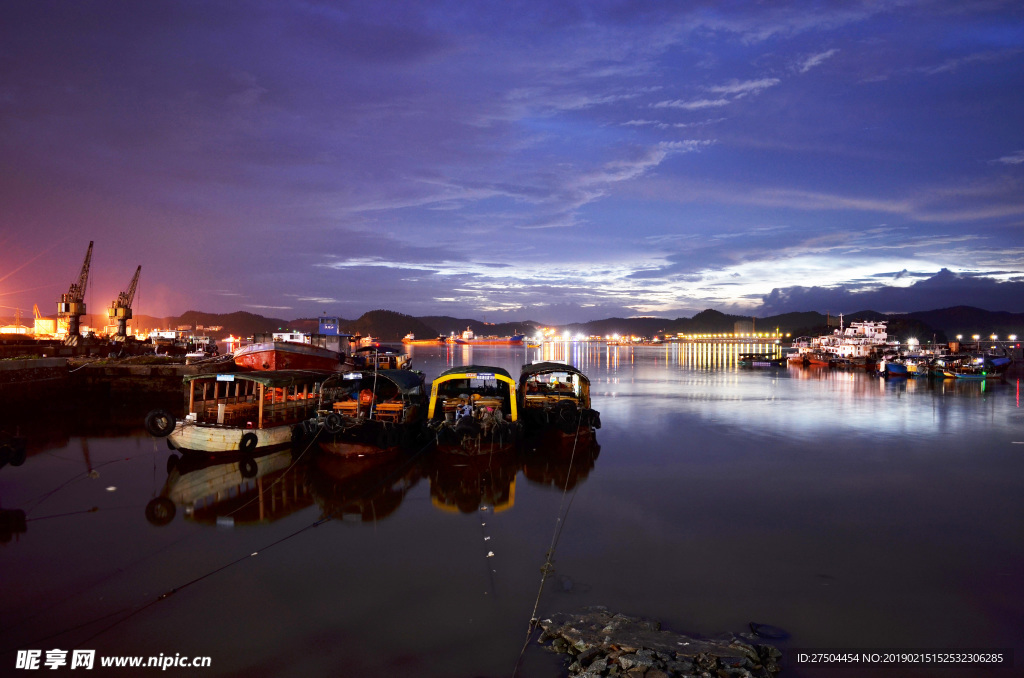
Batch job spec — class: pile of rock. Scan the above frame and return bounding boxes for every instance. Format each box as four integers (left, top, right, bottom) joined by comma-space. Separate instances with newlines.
537, 607, 782, 678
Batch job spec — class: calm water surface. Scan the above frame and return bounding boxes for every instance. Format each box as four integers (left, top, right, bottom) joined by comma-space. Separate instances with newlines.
2, 344, 1022, 677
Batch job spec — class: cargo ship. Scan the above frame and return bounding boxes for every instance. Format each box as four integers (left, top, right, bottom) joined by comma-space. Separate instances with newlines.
446, 327, 525, 346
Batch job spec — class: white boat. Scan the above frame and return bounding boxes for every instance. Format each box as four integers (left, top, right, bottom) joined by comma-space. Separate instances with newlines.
796, 318, 898, 367
144, 370, 336, 454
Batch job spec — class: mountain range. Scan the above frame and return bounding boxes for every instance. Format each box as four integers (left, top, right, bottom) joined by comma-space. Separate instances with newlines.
17, 305, 1012, 344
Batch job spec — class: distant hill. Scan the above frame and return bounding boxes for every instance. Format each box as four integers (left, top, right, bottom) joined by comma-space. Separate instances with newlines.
23, 304, 1014, 343
344, 310, 443, 341
418, 316, 541, 339
904, 306, 1024, 339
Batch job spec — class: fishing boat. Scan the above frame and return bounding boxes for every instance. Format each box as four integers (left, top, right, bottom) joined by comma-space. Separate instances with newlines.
350, 344, 411, 370
144, 370, 335, 455
306, 369, 429, 453
427, 365, 521, 454
517, 361, 600, 440
446, 327, 525, 346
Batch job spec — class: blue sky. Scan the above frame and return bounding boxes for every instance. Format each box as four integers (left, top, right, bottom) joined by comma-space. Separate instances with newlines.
2, 1, 1023, 323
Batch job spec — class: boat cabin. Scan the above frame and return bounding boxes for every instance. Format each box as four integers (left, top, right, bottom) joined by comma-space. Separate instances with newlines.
320, 369, 426, 424
183, 370, 332, 429
427, 365, 518, 423
518, 361, 591, 411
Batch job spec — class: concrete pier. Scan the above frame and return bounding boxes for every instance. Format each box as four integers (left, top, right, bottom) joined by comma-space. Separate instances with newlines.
0, 358, 237, 406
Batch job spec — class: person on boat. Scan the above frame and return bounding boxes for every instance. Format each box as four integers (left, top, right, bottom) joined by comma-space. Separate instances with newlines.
456, 403, 474, 420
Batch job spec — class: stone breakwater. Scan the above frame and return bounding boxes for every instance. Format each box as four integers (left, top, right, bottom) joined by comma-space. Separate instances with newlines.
537, 608, 782, 678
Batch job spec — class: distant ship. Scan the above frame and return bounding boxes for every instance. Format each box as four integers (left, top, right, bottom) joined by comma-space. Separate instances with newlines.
402, 333, 444, 346
446, 327, 525, 346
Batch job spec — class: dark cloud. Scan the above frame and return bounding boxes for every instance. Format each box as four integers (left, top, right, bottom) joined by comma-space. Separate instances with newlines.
757, 269, 1024, 315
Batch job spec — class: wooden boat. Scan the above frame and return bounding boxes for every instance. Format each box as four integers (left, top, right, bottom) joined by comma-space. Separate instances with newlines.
144, 370, 335, 455
308, 369, 429, 453
233, 340, 346, 371
350, 344, 411, 370
517, 361, 600, 441
427, 365, 521, 455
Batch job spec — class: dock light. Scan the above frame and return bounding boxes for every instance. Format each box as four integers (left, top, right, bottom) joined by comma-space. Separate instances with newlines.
956, 335, 962, 341
972, 335, 980, 341
1010, 335, 1017, 341
991, 334, 998, 341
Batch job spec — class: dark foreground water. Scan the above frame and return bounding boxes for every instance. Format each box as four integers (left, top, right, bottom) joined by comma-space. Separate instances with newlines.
2, 343, 1022, 677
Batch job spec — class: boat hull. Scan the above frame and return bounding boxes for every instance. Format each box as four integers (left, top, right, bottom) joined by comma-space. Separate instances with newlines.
233, 341, 344, 371
168, 421, 295, 454
449, 335, 525, 346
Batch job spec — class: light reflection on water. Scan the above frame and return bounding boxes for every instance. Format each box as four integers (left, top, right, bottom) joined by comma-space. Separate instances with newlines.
1, 344, 1021, 677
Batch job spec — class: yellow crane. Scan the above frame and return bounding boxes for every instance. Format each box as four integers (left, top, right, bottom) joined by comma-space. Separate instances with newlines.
108, 265, 141, 341
57, 241, 93, 345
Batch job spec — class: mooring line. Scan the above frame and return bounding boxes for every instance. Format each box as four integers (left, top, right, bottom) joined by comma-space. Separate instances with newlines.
512, 416, 584, 677
27, 434, 438, 650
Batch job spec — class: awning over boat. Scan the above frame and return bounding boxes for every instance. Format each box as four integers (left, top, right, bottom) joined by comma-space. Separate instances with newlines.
519, 361, 589, 383
435, 365, 514, 381
330, 368, 424, 394
182, 369, 337, 388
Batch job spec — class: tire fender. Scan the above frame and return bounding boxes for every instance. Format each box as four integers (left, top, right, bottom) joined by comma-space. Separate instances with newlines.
145, 409, 176, 437
239, 432, 258, 453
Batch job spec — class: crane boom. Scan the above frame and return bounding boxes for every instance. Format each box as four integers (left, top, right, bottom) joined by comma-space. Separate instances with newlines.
119, 266, 141, 308
58, 241, 94, 345
68, 241, 93, 302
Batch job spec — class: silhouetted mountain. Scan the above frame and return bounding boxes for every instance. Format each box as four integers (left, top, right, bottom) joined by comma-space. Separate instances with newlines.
418, 316, 540, 339
345, 310, 442, 341
75, 304, 1020, 344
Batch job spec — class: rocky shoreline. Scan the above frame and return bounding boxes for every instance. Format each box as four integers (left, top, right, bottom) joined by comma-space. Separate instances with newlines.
537, 608, 782, 678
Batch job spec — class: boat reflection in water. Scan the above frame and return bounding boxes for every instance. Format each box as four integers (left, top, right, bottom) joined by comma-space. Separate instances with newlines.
429, 449, 520, 514
521, 434, 600, 493
146, 448, 311, 527
305, 448, 424, 523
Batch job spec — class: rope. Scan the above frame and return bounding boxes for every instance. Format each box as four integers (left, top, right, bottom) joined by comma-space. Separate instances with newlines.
511, 413, 584, 678
5, 428, 439, 652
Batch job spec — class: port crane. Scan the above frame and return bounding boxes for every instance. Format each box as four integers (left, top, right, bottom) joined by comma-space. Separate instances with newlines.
108, 265, 141, 341
57, 241, 93, 346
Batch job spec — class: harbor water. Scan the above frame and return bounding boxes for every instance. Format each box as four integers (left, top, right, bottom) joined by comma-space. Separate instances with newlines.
2, 343, 1022, 677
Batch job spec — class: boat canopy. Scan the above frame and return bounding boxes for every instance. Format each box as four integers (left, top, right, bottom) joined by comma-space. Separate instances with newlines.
182, 369, 335, 387
327, 368, 424, 394
353, 344, 405, 355
428, 365, 518, 421
519, 361, 589, 383
435, 365, 515, 381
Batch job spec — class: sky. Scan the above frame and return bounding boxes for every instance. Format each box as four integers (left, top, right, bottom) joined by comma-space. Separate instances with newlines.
1, 0, 1023, 324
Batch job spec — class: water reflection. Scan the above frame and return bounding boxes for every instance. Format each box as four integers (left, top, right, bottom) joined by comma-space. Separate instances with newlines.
521, 436, 600, 492
305, 448, 424, 523
146, 449, 310, 527
429, 450, 520, 513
